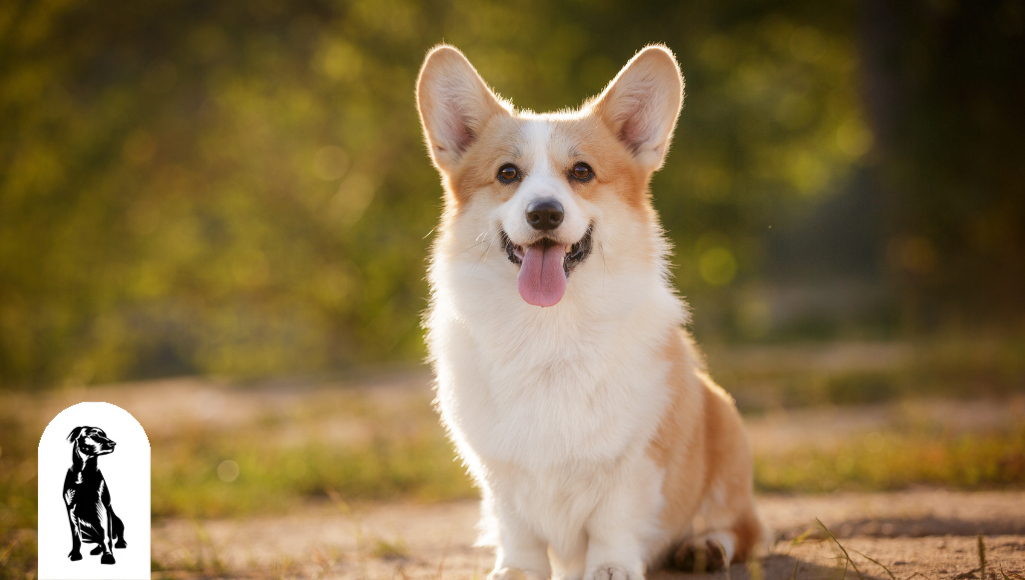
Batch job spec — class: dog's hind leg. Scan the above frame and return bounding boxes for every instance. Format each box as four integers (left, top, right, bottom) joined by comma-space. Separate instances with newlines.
110, 506, 127, 549
669, 498, 766, 572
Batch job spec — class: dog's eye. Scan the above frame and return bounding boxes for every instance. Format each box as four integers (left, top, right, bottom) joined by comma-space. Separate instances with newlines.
570, 163, 594, 181
497, 164, 520, 183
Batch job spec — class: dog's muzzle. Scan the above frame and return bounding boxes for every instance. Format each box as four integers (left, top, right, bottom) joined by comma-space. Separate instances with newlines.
502, 225, 593, 275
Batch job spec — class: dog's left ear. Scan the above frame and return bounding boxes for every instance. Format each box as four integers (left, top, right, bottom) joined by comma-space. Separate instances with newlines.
67, 426, 87, 442
590, 45, 684, 173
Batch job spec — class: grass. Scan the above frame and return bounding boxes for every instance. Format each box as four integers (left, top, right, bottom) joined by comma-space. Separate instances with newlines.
756, 425, 1025, 493
145, 389, 479, 520
0, 520, 35, 580
706, 336, 1025, 412
0, 413, 39, 580
152, 429, 475, 520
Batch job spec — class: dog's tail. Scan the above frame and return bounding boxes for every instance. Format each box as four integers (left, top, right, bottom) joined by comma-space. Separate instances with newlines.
111, 508, 127, 549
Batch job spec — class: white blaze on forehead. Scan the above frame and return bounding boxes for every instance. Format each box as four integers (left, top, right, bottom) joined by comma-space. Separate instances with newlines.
522, 118, 554, 178
498, 117, 591, 246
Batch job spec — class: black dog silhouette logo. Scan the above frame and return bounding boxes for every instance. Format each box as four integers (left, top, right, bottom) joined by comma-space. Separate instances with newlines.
39, 403, 150, 580
64, 426, 128, 564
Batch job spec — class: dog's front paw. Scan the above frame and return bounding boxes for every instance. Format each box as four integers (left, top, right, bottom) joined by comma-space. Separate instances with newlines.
672, 539, 727, 573
586, 564, 639, 580
489, 567, 545, 580
101, 553, 116, 565
68, 550, 82, 561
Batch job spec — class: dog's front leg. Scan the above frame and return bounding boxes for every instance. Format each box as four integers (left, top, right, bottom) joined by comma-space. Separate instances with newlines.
65, 504, 82, 561
582, 459, 662, 580
488, 497, 552, 580
95, 501, 116, 564
583, 519, 645, 580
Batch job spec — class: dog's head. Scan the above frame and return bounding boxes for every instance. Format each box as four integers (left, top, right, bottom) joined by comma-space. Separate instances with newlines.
417, 45, 683, 308
68, 426, 116, 457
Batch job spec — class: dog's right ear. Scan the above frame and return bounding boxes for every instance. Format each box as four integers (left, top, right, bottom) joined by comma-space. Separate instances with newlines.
416, 45, 510, 174
67, 426, 87, 442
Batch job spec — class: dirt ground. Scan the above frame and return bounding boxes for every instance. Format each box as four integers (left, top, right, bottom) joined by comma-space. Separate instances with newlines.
152, 489, 1025, 579
10, 372, 1024, 579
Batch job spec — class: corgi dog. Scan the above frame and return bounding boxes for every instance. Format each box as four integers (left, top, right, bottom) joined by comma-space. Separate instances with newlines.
417, 44, 766, 580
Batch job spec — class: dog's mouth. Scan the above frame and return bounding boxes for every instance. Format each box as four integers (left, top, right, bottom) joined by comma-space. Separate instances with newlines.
501, 225, 593, 307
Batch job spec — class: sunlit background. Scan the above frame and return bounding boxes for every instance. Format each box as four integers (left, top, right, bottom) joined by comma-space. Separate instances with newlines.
2, 2, 1025, 577
1, 0, 1023, 387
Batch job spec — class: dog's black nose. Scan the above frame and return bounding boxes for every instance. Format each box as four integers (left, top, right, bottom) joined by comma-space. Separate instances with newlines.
526, 199, 564, 231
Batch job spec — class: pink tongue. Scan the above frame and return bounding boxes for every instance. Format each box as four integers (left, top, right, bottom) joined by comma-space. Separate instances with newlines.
517, 242, 567, 307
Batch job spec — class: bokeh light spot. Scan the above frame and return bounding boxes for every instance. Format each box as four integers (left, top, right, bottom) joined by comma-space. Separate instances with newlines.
836, 118, 874, 157
217, 459, 240, 482
699, 247, 738, 286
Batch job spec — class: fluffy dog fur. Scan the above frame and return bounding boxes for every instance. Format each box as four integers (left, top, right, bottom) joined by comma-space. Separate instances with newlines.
417, 44, 765, 580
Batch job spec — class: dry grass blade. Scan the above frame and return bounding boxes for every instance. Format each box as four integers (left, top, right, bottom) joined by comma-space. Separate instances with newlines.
791, 527, 817, 546
816, 518, 865, 580
435, 533, 452, 580
712, 541, 731, 580
328, 488, 367, 580
0, 538, 17, 567
850, 548, 896, 580
978, 536, 987, 580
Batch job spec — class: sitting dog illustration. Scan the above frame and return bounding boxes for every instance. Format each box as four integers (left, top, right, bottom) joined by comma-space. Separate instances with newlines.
63, 426, 127, 564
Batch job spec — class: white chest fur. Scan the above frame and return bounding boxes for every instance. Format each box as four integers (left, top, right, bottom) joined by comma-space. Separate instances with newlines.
427, 247, 686, 567
428, 233, 684, 467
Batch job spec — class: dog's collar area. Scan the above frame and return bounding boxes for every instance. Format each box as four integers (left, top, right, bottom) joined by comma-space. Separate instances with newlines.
502, 225, 594, 275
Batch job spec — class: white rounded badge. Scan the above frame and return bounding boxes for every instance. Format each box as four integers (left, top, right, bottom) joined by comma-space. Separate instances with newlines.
38, 402, 151, 580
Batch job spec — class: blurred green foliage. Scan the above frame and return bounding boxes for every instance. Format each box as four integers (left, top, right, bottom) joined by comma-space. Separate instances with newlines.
708, 337, 1025, 411
0, 0, 1021, 387
755, 426, 1025, 493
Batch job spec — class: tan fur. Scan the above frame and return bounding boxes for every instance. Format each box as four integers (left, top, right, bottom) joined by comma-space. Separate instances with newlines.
648, 331, 765, 564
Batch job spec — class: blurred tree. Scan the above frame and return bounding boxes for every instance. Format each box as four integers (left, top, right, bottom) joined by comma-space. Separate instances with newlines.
0, 0, 1019, 388
860, 0, 1025, 333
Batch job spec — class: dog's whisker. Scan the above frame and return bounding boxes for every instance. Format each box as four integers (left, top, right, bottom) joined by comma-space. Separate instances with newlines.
454, 239, 487, 257
466, 233, 497, 279
598, 241, 609, 296
455, 230, 494, 258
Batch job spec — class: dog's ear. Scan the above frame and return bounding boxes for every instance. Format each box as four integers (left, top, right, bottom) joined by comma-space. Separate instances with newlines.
589, 45, 684, 173
417, 45, 511, 174
67, 426, 87, 442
